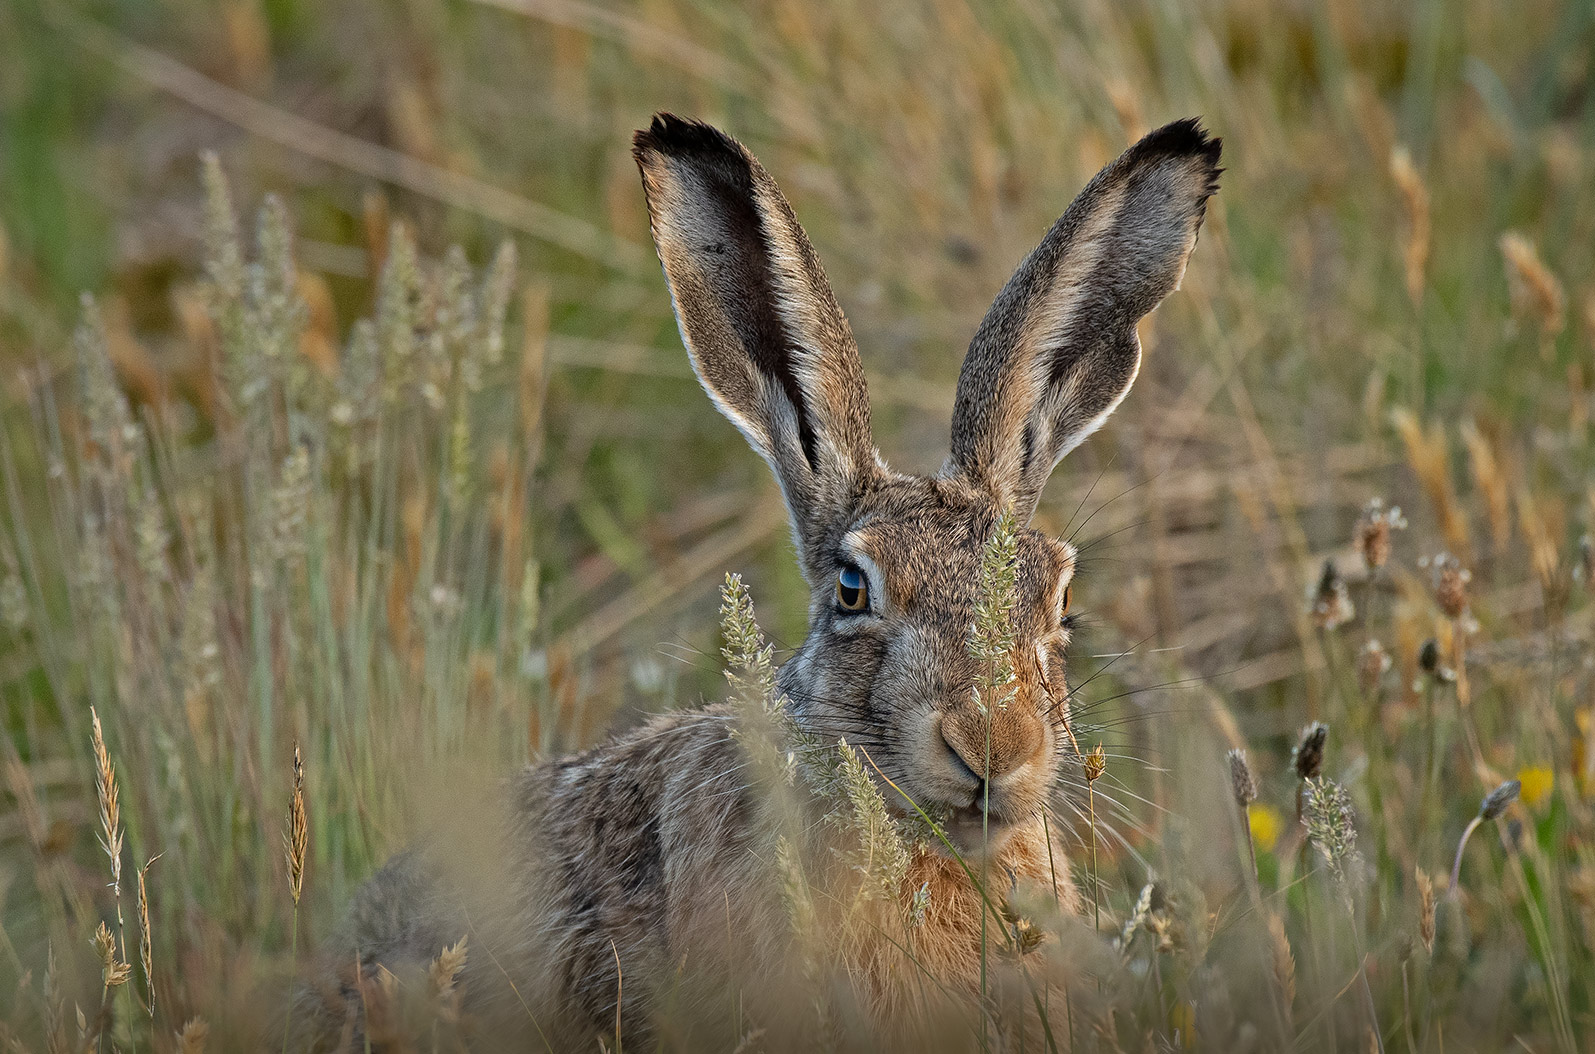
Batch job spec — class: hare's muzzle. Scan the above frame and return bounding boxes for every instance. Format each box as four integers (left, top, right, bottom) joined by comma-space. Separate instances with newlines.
926, 704, 1049, 852
940, 704, 1045, 786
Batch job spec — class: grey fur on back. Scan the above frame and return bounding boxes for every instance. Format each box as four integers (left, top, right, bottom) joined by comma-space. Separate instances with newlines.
303, 113, 1221, 1051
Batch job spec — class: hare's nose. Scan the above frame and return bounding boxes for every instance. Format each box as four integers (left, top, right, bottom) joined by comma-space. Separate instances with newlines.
940, 706, 1044, 783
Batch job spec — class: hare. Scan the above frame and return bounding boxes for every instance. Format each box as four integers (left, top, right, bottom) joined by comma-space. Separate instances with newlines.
302, 113, 1220, 1051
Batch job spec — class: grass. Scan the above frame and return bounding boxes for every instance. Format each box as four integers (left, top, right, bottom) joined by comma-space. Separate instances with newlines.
1, 0, 1594, 1048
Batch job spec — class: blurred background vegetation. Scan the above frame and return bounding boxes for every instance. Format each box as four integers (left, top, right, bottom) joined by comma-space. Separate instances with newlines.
1, 0, 1593, 1047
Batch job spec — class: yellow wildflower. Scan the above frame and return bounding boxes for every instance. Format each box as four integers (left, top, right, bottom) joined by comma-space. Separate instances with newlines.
1169, 1000, 1197, 1049
1517, 765, 1553, 808
1248, 803, 1284, 853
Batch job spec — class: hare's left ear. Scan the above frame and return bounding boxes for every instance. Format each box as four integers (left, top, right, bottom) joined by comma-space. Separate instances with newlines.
948, 119, 1221, 520
634, 114, 877, 577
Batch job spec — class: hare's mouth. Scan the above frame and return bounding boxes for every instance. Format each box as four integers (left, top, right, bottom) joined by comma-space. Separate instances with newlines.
936, 802, 1026, 855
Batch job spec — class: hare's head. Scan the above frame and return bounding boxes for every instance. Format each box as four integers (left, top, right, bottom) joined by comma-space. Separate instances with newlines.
635, 115, 1219, 852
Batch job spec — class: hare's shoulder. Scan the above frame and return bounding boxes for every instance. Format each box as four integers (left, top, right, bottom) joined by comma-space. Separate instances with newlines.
506, 704, 783, 1032
512, 703, 764, 864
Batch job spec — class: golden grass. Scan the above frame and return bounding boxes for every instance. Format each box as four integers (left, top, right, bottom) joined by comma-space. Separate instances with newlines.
0, 0, 1592, 1047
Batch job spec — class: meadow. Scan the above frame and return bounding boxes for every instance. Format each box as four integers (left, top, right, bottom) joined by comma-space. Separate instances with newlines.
1, 0, 1593, 1048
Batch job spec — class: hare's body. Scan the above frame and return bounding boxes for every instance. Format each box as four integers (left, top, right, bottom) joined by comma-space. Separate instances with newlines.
307, 705, 1070, 1049
307, 114, 1220, 1050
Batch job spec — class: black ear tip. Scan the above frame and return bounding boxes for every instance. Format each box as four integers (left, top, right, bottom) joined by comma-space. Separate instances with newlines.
1137, 117, 1222, 164
633, 112, 745, 164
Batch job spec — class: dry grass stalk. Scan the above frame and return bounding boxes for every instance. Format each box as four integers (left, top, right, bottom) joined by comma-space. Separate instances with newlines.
1267, 911, 1296, 1008
93, 922, 131, 990
90, 708, 123, 899
176, 1017, 209, 1054
88, 704, 131, 1016
1415, 868, 1436, 955
281, 743, 307, 1054
519, 281, 551, 467
429, 936, 469, 1023
285, 742, 307, 906
42, 948, 65, 1054
137, 853, 162, 1019
1105, 79, 1147, 143
1084, 742, 1106, 934
1389, 146, 1430, 305
1390, 409, 1469, 556
728, 1028, 767, 1054
1515, 488, 1563, 599
1458, 422, 1511, 552
1500, 231, 1565, 339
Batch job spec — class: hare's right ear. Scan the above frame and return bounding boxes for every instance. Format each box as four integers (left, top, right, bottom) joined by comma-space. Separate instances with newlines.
949, 119, 1221, 521
634, 114, 877, 574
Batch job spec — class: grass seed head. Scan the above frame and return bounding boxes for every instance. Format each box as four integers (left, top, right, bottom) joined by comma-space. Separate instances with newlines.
719, 573, 776, 707
176, 1018, 209, 1054
285, 742, 307, 906
1302, 777, 1361, 904
1116, 882, 1159, 954
90, 707, 123, 893
969, 508, 1021, 709
1479, 779, 1521, 820
1227, 749, 1258, 808
93, 921, 131, 989
479, 241, 518, 370
1420, 552, 1472, 620
430, 936, 469, 1021
1418, 638, 1455, 682
1308, 558, 1355, 631
1084, 742, 1107, 783
1292, 723, 1328, 781
1390, 147, 1430, 305
1416, 867, 1436, 955
1357, 639, 1392, 695
199, 152, 243, 302
1354, 498, 1407, 573
1267, 910, 1296, 1007
138, 854, 161, 1017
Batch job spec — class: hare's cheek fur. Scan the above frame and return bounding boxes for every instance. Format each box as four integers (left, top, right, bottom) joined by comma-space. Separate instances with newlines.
781, 505, 1078, 856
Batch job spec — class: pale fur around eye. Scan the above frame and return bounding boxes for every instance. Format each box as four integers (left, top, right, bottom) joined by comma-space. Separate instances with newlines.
1055, 574, 1075, 626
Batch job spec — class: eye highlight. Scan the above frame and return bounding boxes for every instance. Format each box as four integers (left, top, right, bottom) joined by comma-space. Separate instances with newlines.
835, 564, 870, 613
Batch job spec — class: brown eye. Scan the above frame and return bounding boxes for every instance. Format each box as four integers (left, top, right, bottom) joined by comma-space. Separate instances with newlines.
1061, 584, 1073, 618
835, 565, 869, 613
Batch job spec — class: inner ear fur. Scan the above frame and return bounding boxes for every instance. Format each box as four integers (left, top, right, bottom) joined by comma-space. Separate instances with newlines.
634, 114, 879, 569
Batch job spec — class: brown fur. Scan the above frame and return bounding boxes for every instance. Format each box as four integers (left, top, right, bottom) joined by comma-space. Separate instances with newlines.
303, 113, 1220, 1051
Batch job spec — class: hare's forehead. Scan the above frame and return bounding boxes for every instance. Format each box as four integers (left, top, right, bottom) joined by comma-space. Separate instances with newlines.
839, 510, 1074, 610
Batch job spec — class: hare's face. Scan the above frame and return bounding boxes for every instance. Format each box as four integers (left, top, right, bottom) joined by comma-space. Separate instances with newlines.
785, 476, 1077, 850
636, 114, 1220, 850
